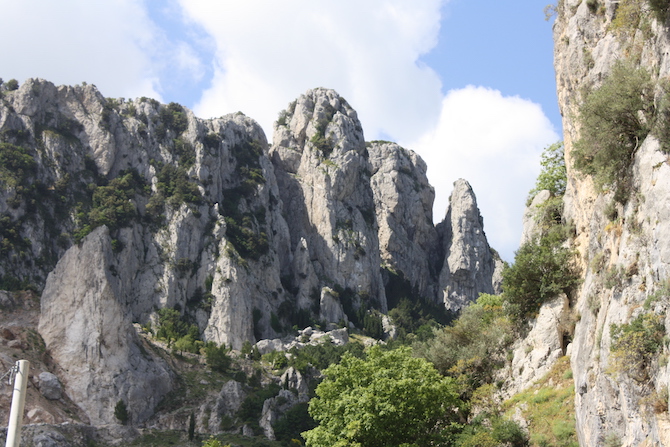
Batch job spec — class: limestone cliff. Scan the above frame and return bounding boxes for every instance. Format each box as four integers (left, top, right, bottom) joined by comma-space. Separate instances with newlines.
0, 80, 501, 427
547, 1, 670, 445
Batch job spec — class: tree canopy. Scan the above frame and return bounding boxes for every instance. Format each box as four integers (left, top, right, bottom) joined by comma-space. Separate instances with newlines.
303, 345, 463, 447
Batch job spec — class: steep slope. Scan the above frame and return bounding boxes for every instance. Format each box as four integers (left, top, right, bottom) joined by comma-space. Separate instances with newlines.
549, 1, 670, 445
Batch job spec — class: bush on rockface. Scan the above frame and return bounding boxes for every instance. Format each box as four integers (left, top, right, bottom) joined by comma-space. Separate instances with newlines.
610, 313, 665, 382
572, 61, 654, 202
417, 294, 515, 399
114, 400, 129, 425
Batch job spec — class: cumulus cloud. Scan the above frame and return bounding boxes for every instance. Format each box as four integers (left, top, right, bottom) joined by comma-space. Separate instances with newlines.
407, 86, 559, 261
177, 0, 445, 143
0, 0, 213, 103
0, 0, 165, 99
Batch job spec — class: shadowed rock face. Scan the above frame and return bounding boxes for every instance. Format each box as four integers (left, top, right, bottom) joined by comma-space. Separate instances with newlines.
1, 80, 502, 425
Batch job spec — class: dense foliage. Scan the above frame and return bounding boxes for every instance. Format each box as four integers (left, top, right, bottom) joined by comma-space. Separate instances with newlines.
572, 61, 654, 202
610, 313, 665, 382
527, 141, 566, 203
0, 143, 36, 188
502, 230, 579, 324
417, 294, 514, 398
303, 346, 463, 447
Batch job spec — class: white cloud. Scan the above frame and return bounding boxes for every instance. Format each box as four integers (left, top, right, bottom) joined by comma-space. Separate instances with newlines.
177, 0, 445, 142
0, 0, 163, 100
407, 86, 559, 262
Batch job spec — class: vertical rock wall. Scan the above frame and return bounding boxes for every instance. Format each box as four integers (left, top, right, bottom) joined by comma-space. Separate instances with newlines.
552, 1, 670, 445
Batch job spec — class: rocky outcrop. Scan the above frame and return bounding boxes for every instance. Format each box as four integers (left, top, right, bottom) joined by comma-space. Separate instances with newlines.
270, 88, 387, 315
502, 295, 573, 398
38, 226, 174, 425
544, 1, 670, 445
520, 190, 552, 246
368, 141, 439, 301
38, 372, 63, 401
1, 79, 503, 427
437, 179, 504, 311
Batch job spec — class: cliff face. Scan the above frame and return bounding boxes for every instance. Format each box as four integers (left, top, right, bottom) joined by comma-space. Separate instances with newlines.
550, 1, 670, 445
0, 80, 501, 425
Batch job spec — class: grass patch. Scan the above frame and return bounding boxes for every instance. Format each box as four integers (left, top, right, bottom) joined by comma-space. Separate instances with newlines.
505, 356, 578, 447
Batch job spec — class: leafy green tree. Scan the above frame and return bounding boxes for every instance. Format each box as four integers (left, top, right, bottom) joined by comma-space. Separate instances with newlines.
502, 231, 580, 325
528, 141, 566, 202
303, 346, 463, 447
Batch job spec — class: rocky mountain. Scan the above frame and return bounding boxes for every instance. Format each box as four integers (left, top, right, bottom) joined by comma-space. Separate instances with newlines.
0, 80, 502, 429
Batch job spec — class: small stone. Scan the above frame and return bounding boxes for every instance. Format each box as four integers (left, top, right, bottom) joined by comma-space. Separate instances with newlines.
39, 372, 62, 400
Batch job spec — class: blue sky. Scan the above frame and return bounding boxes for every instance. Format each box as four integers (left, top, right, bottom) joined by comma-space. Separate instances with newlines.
0, 0, 561, 261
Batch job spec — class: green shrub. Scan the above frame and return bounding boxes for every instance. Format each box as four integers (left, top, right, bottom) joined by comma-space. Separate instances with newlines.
417, 294, 514, 397
155, 307, 200, 348
273, 402, 315, 446
572, 61, 654, 202
610, 0, 644, 34
174, 137, 195, 169
237, 383, 281, 431
610, 313, 665, 381
503, 230, 580, 324
262, 350, 288, 370
114, 400, 129, 425
310, 117, 334, 157
156, 164, 202, 206
73, 169, 146, 241
204, 343, 231, 373
158, 102, 189, 136
4, 79, 18, 91
528, 141, 566, 203
0, 143, 36, 188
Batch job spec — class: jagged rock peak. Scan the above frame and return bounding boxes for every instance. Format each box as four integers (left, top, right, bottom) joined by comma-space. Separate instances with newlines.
272, 87, 364, 173
437, 179, 503, 311
270, 88, 387, 317
367, 141, 439, 301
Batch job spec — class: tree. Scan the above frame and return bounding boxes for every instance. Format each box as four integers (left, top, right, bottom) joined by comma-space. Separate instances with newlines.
188, 411, 196, 441
205, 343, 231, 373
303, 346, 463, 447
527, 141, 566, 202
502, 231, 580, 324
